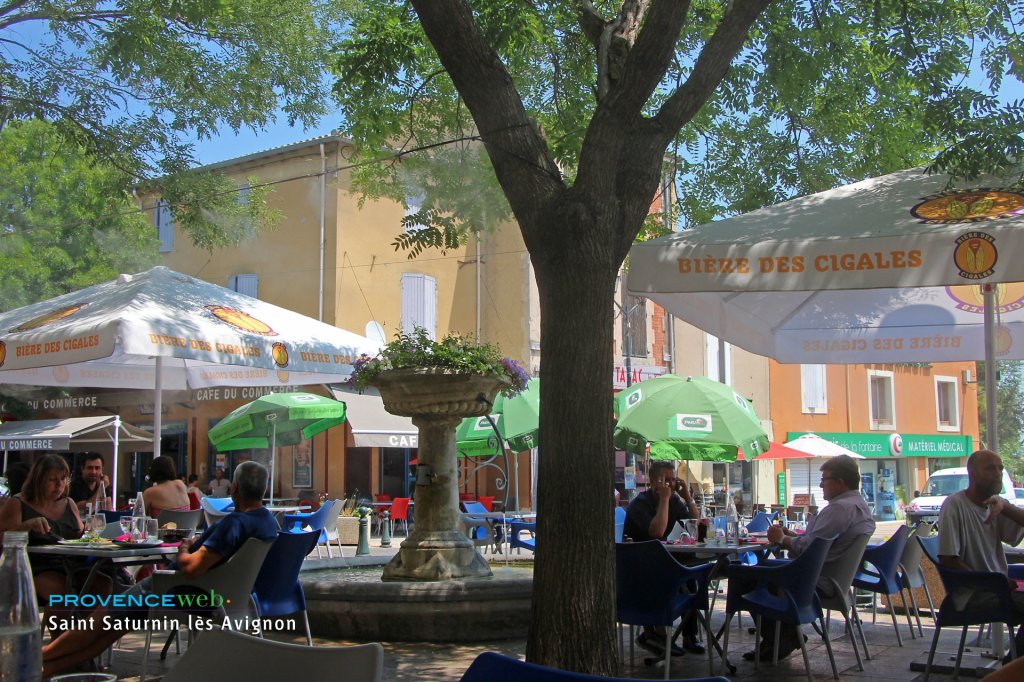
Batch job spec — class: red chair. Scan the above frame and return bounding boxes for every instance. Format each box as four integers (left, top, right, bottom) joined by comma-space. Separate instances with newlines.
390, 497, 411, 536
187, 492, 201, 511
459, 493, 476, 502
477, 496, 495, 512
373, 494, 392, 534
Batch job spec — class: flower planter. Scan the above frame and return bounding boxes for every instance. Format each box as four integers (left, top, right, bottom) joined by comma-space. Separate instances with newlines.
372, 367, 509, 418
337, 515, 360, 546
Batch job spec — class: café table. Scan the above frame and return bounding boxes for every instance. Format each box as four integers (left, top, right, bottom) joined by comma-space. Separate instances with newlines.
29, 542, 180, 599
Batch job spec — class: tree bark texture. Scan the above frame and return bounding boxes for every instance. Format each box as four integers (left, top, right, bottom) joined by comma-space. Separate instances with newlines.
409, 0, 772, 673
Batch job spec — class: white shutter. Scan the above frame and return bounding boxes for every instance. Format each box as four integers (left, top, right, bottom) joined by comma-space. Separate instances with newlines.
786, 461, 813, 505
228, 274, 258, 298
155, 200, 174, 252
800, 364, 828, 413
705, 334, 732, 385
401, 273, 437, 339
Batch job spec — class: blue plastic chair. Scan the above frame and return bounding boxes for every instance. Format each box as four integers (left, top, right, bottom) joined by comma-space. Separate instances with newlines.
251, 529, 320, 645
745, 511, 777, 533
919, 535, 1024, 680
614, 507, 626, 543
616, 541, 716, 679
203, 497, 234, 511
282, 499, 335, 537
509, 521, 536, 553
721, 535, 838, 682
458, 651, 729, 682
852, 524, 912, 646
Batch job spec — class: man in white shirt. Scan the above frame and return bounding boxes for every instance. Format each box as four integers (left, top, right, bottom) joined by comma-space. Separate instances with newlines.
938, 449, 1024, 659
207, 466, 230, 497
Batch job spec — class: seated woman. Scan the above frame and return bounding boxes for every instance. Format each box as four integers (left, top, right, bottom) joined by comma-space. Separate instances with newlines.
137, 455, 191, 580
143, 455, 191, 518
0, 454, 110, 624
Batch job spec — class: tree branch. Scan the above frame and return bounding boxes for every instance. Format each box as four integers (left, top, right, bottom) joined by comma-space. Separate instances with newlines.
409, 0, 564, 239
602, 0, 688, 115
574, 0, 605, 49
654, 0, 772, 138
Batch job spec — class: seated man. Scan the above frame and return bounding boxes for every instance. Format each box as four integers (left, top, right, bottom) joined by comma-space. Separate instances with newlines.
41, 461, 279, 677
938, 448, 1024, 658
623, 460, 704, 656
758, 454, 876, 661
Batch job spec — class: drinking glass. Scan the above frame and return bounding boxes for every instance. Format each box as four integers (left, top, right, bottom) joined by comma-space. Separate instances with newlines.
90, 514, 106, 536
145, 518, 159, 542
119, 516, 133, 538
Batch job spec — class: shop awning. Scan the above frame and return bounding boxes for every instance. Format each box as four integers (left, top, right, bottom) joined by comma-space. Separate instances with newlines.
329, 388, 418, 449
0, 416, 154, 454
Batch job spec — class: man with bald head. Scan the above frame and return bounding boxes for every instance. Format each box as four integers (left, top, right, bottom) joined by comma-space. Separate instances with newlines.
938, 449, 1024, 658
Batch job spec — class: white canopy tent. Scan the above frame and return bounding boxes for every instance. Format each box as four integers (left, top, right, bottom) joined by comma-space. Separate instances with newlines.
0, 415, 153, 497
629, 167, 1024, 451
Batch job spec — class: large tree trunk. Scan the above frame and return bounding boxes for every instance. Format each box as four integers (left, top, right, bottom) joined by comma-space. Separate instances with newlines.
524, 211, 621, 673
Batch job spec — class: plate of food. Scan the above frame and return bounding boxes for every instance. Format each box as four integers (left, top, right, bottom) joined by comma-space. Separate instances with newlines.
58, 537, 115, 548
112, 540, 164, 549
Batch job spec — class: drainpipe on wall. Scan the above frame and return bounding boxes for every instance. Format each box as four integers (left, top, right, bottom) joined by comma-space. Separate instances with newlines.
318, 143, 327, 322
476, 233, 481, 342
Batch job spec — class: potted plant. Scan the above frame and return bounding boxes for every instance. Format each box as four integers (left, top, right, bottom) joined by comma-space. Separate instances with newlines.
351, 327, 529, 417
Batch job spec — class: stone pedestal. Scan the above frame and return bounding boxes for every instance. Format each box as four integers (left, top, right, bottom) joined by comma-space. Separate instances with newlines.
373, 368, 508, 581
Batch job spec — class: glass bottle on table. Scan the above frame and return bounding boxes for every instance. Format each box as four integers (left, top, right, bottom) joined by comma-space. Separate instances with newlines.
0, 531, 42, 681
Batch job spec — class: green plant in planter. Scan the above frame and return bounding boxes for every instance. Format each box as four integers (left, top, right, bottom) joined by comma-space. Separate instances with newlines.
351, 326, 529, 397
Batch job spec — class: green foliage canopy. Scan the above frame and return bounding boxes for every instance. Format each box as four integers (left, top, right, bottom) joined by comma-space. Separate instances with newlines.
0, 119, 158, 310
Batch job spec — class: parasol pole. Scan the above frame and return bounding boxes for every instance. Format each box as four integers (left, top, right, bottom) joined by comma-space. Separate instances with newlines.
153, 355, 163, 459
112, 416, 120, 511
268, 420, 277, 505
983, 284, 999, 453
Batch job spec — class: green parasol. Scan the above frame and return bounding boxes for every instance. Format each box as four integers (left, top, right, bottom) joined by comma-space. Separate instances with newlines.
208, 392, 346, 503
613, 374, 768, 462
455, 377, 540, 456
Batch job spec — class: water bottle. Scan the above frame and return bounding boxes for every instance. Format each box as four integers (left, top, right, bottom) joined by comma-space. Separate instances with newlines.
0, 531, 42, 681
98, 480, 107, 512
725, 495, 739, 545
131, 492, 145, 542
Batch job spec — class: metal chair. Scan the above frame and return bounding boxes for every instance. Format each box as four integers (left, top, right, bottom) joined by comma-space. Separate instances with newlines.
459, 651, 728, 682
162, 627, 383, 682
616, 541, 716, 679
919, 535, 1024, 681
852, 524, 912, 646
251, 529, 320, 645
721, 535, 838, 682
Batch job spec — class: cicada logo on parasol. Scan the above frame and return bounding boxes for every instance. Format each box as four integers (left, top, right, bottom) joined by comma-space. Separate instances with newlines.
673, 414, 713, 433
626, 389, 642, 409
205, 305, 278, 337
952, 232, 998, 280
10, 304, 88, 332
911, 189, 1024, 224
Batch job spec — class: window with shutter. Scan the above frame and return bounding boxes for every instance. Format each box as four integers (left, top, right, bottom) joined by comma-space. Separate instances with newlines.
401, 273, 436, 338
934, 376, 960, 431
155, 200, 174, 252
867, 370, 895, 430
800, 364, 828, 413
227, 273, 259, 299
705, 334, 732, 385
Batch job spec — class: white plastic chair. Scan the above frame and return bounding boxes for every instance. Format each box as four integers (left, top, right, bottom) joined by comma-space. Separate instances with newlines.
318, 498, 347, 558
141, 537, 273, 681
161, 627, 383, 682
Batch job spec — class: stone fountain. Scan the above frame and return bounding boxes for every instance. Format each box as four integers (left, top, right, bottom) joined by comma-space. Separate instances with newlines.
372, 367, 508, 581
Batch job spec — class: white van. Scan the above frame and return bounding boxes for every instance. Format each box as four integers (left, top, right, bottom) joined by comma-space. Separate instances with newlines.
905, 467, 1018, 526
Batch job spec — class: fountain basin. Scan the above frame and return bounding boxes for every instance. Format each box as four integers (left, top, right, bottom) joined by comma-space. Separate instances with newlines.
302, 566, 533, 642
